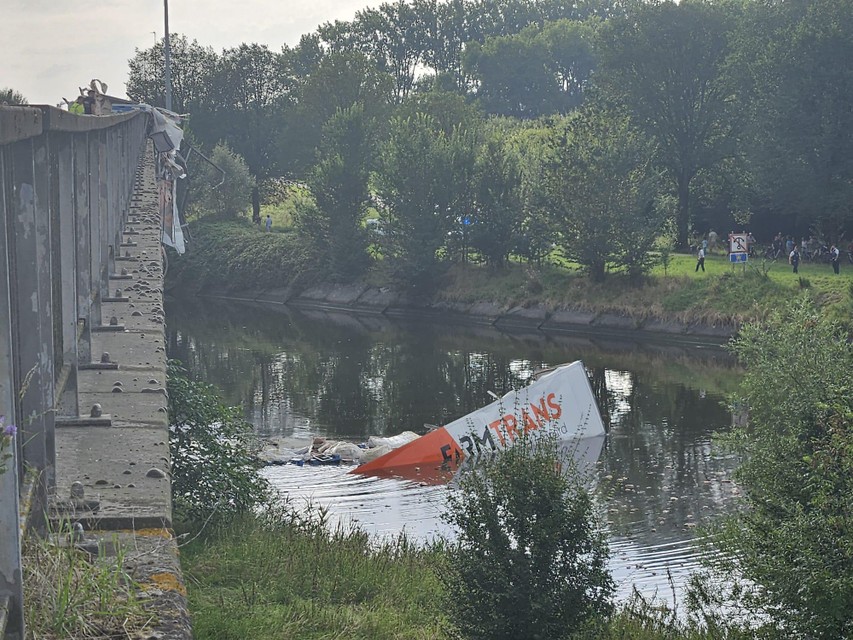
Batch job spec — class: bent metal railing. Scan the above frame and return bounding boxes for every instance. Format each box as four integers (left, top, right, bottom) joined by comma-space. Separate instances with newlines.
0, 106, 148, 639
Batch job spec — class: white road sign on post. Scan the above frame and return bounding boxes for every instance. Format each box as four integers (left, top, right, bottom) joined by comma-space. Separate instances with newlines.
729, 233, 748, 264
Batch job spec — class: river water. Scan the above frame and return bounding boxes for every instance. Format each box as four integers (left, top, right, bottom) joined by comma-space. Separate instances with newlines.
166, 297, 742, 603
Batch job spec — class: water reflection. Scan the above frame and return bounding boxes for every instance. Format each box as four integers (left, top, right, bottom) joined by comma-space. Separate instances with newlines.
166, 297, 740, 600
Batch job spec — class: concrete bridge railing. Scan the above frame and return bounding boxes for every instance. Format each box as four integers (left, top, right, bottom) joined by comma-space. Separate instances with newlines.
0, 106, 149, 638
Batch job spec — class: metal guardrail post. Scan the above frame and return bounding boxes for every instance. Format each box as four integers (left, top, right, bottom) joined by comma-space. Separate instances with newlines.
74, 133, 94, 365
32, 135, 57, 484
7, 139, 49, 473
55, 133, 80, 417
0, 138, 25, 640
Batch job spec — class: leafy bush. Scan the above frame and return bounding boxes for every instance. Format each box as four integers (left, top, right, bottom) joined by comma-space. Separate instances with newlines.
166, 219, 319, 293
167, 361, 270, 524
191, 142, 253, 219
442, 436, 613, 640
708, 299, 853, 638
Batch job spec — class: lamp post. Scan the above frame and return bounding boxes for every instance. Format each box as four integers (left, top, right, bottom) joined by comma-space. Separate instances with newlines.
163, 0, 173, 111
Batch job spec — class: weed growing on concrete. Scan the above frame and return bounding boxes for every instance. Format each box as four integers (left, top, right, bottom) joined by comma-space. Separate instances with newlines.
23, 523, 150, 639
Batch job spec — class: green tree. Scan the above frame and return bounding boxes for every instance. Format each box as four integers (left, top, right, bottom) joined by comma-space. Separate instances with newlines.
295, 104, 373, 281
595, 0, 738, 250
711, 299, 853, 638
211, 43, 292, 222
284, 51, 394, 176
443, 436, 614, 640
546, 108, 664, 281
512, 122, 559, 265
375, 113, 457, 287
468, 131, 524, 265
0, 88, 27, 105
735, 0, 853, 241
191, 142, 252, 219
464, 19, 596, 118
126, 34, 218, 114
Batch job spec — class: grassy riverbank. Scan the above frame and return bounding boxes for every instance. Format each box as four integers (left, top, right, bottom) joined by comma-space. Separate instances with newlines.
181, 510, 449, 640
181, 508, 750, 640
169, 219, 853, 332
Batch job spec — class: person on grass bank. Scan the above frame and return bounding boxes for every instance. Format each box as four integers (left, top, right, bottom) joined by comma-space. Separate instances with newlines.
789, 246, 800, 273
830, 245, 840, 274
695, 246, 705, 273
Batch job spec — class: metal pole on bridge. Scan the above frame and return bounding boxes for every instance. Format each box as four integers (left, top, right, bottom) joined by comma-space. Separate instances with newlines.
163, 0, 173, 112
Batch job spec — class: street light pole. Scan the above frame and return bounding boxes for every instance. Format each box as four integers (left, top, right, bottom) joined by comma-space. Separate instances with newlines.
163, 0, 173, 111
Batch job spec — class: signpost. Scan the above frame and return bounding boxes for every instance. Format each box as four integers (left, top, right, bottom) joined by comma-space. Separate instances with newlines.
729, 233, 748, 271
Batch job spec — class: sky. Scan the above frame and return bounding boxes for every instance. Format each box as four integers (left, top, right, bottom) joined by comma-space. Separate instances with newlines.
0, 0, 372, 105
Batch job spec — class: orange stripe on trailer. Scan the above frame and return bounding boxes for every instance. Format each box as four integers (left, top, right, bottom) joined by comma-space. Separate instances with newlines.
354, 427, 464, 474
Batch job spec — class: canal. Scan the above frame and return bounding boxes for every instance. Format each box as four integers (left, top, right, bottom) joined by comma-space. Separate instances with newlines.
166, 297, 741, 602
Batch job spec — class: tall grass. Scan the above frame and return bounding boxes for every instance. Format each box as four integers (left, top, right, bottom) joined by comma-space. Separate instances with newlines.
23, 522, 150, 639
182, 506, 449, 640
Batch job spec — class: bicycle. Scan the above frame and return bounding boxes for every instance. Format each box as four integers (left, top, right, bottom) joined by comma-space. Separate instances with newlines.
762, 245, 782, 260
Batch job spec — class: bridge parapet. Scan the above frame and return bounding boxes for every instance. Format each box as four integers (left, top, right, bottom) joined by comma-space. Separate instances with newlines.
0, 106, 161, 638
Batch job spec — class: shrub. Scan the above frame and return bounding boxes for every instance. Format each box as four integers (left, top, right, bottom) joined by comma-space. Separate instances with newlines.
708, 299, 853, 638
191, 142, 253, 219
165, 219, 319, 293
442, 436, 613, 640
167, 361, 270, 525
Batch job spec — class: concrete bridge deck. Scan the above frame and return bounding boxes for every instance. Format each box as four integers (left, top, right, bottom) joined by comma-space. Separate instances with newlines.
1, 106, 191, 639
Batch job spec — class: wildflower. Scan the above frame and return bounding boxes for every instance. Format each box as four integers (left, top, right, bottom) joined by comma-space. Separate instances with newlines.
1, 415, 15, 475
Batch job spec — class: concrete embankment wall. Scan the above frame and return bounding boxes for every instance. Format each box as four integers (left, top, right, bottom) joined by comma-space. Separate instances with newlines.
0, 106, 190, 640
196, 281, 735, 345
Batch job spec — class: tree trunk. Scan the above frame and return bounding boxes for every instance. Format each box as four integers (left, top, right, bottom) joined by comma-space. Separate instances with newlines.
589, 261, 606, 282
677, 173, 690, 251
252, 183, 261, 223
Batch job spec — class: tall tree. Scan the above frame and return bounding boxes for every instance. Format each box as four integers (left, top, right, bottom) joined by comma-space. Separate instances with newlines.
546, 108, 665, 281
595, 1, 738, 249
736, 0, 853, 241
212, 43, 292, 221
284, 51, 394, 176
295, 105, 373, 281
512, 122, 559, 265
126, 34, 218, 114
469, 131, 524, 265
375, 114, 457, 287
465, 19, 596, 118
464, 28, 558, 118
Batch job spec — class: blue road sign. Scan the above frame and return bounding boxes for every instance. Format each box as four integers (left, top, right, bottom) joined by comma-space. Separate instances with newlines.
729, 252, 748, 263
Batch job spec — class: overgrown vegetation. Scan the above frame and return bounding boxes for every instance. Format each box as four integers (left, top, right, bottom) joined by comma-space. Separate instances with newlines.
166, 219, 318, 293
706, 299, 853, 638
169, 220, 853, 332
167, 360, 271, 524
182, 507, 449, 640
22, 526, 148, 639
442, 436, 613, 639
133, 0, 853, 283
